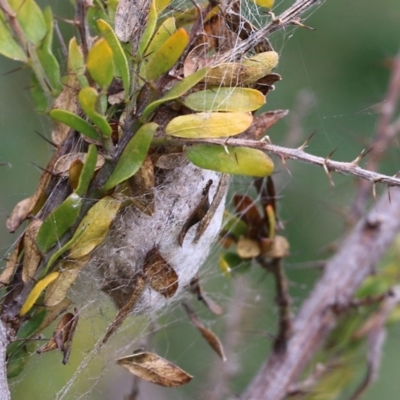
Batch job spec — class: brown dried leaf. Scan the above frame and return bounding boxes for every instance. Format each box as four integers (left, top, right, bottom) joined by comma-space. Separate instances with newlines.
182, 303, 226, 361
233, 194, 265, 239
0, 236, 23, 286
253, 73, 282, 95
178, 180, 212, 246
53, 152, 104, 176
239, 110, 288, 140
52, 69, 80, 145
143, 247, 178, 299
237, 237, 261, 259
117, 351, 193, 387
128, 155, 155, 216
22, 220, 43, 283
44, 256, 91, 307
155, 152, 186, 170
189, 276, 223, 315
263, 235, 290, 258
6, 167, 52, 232
37, 309, 79, 364
37, 298, 72, 333
102, 274, 146, 344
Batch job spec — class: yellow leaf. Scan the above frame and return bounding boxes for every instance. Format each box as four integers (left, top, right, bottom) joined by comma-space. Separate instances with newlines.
252, 0, 274, 8
44, 257, 90, 307
204, 51, 279, 86
20, 272, 60, 316
182, 87, 265, 112
166, 112, 253, 138
145, 28, 189, 81
68, 196, 121, 259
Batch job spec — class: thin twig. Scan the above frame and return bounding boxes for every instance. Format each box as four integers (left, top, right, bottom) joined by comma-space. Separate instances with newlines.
351, 48, 400, 219
258, 257, 293, 353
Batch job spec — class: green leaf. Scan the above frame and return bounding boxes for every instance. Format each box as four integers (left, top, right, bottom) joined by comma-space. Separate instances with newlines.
145, 28, 189, 81
30, 74, 48, 113
155, 0, 171, 13
141, 67, 208, 120
222, 210, 248, 239
103, 122, 158, 191
186, 145, 274, 176
36, 7, 61, 94
68, 196, 122, 259
36, 193, 82, 253
0, 13, 27, 61
9, 0, 47, 45
78, 87, 112, 137
49, 109, 100, 141
7, 308, 47, 356
138, 0, 158, 57
166, 112, 253, 138
182, 88, 265, 112
145, 17, 176, 58
68, 37, 88, 88
75, 144, 98, 196
97, 19, 130, 98
87, 38, 114, 90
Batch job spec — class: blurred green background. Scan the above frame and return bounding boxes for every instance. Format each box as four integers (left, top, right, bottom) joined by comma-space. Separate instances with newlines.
1, 0, 400, 399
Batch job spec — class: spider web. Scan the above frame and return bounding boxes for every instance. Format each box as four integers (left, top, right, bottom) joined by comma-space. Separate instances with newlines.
2, 0, 399, 399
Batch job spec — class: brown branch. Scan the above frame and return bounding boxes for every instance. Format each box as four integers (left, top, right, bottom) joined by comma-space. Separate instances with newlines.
242, 187, 400, 400
166, 137, 400, 188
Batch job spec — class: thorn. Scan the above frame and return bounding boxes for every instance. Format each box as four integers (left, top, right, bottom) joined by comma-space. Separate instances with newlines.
291, 19, 316, 30
325, 147, 337, 161
323, 149, 336, 187
280, 156, 292, 177
351, 148, 372, 166
261, 135, 272, 144
2, 65, 24, 77
35, 130, 57, 147
30, 162, 56, 176
388, 186, 392, 204
298, 130, 317, 151
372, 182, 377, 202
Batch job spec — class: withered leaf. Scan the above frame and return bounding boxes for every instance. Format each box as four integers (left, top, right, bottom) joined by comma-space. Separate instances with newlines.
261, 235, 289, 258
102, 275, 146, 344
178, 180, 212, 246
44, 256, 91, 307
194, 174, 230, 243
237, 237, 261, 259
182, 303, 226, 361
6, 162, 53, 232
22, 219, 43, 283
253, 73, 282, 95
143, 247, 178, 298
189, 276, 223, 315
53, 152, 104, 177
37, 298, 72, 333
128, 155, 155, 216
37, 308, 79, 365
239, 110, 288, 140
0, 236, 23, 286
155, 152, 186, 170
117, 351, 193, 387
233, 194, 265, 239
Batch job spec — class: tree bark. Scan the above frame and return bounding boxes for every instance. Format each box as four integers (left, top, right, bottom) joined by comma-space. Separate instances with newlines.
243, 187, 400, 400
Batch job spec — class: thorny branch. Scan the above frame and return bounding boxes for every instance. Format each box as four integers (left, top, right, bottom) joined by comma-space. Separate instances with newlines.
166, 137, 400, 188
